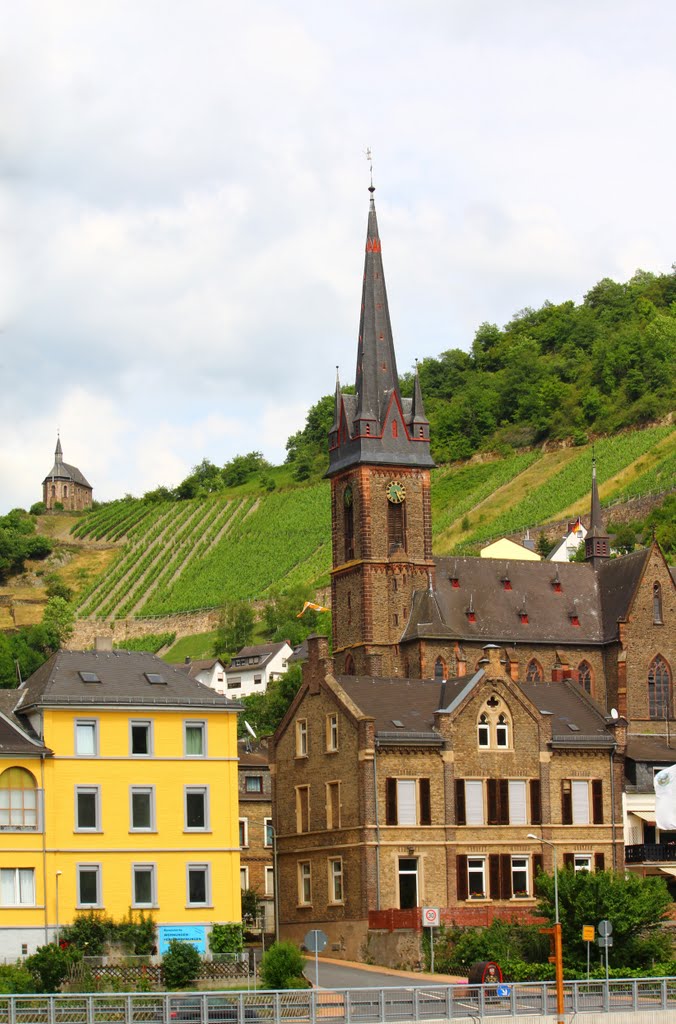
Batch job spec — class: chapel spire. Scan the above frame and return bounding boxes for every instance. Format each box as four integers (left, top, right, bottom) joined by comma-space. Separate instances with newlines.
585, 454, 610, 566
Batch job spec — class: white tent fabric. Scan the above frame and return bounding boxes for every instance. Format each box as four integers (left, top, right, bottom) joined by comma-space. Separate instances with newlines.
654, 765, 676, 831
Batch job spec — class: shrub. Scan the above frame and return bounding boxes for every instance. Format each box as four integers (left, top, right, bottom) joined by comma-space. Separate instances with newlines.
162, 940, 201, 989
209, 923, 244, 955
30, 502, 47, 517
60, 911, 115, 955
25, 943, 78, 993
259, 941, 306, 990
0, 963, 36, 993
53, 502, 64, 511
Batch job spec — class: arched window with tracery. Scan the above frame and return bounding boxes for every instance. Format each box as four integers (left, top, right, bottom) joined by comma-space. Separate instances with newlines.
648, 655, 671, 719
578, 660, 593, 695
526, 659, 544, 684
496, 713, 509, 748
477, 713, 490, 748
654, 583, 663, 625
0, 767, 38, 829
434, 657, 447, 681
344, 653, 356, 676
344, 486, 354, 562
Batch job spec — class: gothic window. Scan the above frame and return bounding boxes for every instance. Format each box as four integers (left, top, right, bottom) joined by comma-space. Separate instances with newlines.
344, 654, 356, 676
654, 583, 663, 625
477, 713, 490, 748
434, 657, 447, 681
578, 661, 593, 695
344, 487, 354, 561
526, 659, 544, 684
648, 656, 671, 720
496, 713, 509, 748
388, 502, 406, 553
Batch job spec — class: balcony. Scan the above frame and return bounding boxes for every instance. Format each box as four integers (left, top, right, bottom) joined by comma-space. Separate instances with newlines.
625, 843, 676, 864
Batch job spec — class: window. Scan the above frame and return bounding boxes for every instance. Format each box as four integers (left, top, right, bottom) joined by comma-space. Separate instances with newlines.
265, 866, 274, 896
467, 857, 486, 898
434, 657, 447, 681
228, 678, 242, 689
344, 654, 356, 676
264, 818, 274, 847
511, 857, 529, 897
296, 720, 308, 757
562, 779, 603, 825
654, 582, 663, 624
329, 858, 344, 903
326, 782, 341, 829
239, 818, 249, 848
75, 787, 100, 831
75, 719, 98, 756
508, 780, 527, 825
0, 868, 35, 906
578, 661, 593, 695
296, 786, 310, 833
526, 659, 543, 683
398, 857, 418, 909
77, 865, 101, 907
187, 864, 210, 906
326, 714, 339, 752
130, 720, 152, 756
240, 867, 249, 890
298, 861, 311, 905
574, 854, 592, 873
496, 714, 509, 748
132, 865, 156, 907
245, 775, 263, 793
130, 787, 154, 831
184, 721, 206, 757
387, 502, 406, 553
385, 778, 431, 826
649, 656, 671, 719
344, 486, 355, 562
465, 780, 485, 825
0, 767, 38, 829
477, 714, 490, 748
184, 787, 209, 831
254, 675, 263, 685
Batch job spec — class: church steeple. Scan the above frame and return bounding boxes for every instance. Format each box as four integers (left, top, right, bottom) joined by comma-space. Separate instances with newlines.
585, 455, 610, 566
55, 436, 63, 463
327, 188, 434, 477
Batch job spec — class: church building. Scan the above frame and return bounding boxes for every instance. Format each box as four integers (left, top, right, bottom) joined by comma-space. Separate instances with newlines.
42, 437, 93, 511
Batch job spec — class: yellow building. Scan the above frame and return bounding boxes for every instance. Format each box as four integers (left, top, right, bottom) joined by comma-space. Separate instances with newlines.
0, 642, 242, 959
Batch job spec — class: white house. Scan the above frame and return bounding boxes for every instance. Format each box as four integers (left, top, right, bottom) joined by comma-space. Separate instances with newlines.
548, 517, 587, 562
172, 657, 228, 693
224, 642, 293, 698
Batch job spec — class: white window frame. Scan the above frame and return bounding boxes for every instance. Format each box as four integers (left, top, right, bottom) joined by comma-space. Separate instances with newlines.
511, 856, 529, 897
296, 719, 308, 757
326, 714, 339, 752
264, 818, 273, 848
186, 863, 211, 907
77, 863, 102, 908
329, 858, 344, 904
132, 863, 156, 908
496, 715, 509, 748
184, 787, 210, 832
74, 719, 98, 757
465, 780, 485, 825
75, 786, 101, 832
298, 861, 312, 905
240, 866, 249, 890
571, 780, 591, 825
467, 857, 486, 899
574, 854, 592, 873
129, 786, 155, 832
508, 780, 527, 826
396, 779, 417, 826
478, 716, 490, 748
129, 720, 153, 757
265, 865, 274, 896
239, 817, 249, 848
0, 868, 35, 906
184, 720, 207, 757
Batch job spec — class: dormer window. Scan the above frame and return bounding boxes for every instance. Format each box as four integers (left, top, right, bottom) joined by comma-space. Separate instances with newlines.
391, 420, 398, 438
519, 611, 528, 624
569, 614, 580, 627
550, 571, 562, 593
466, 608, 476, 623
501, 576, 512, 591
450, 577, 459, 588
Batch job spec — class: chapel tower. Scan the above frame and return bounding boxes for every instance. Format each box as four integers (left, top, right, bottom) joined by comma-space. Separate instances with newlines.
327, 188, 435, 677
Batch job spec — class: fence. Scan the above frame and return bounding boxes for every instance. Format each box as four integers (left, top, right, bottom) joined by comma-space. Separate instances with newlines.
0, 978, 675, 1023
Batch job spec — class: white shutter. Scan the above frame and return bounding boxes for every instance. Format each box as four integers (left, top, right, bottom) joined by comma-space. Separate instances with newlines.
508, 781, 527, 825
465, 780, 484, 825
572, 780, 590, 824
397, 780, 417, 825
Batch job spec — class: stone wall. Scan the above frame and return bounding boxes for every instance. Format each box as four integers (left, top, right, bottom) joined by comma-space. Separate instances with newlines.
69, 609, 221, 650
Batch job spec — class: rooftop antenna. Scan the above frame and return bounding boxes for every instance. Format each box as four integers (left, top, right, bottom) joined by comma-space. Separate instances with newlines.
365, 147, 374, 192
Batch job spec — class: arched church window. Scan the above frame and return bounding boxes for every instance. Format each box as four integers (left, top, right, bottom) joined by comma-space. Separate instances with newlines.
648, 655, 671, 720
477, 713, 490, 748
51, 486, 55, 497
0, 767, 38, 828
344, 486, 354, 562
344, 654, 356, 676
388, 503, 406, 553
526, 659, 544, 684
654, 583, 663, 625
578, 661, 593, 695
496, 713, 509, 748
434, 657, 447, 681
63, 485, 68, 497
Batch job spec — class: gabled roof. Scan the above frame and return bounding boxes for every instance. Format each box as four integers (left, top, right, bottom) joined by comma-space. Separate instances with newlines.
596, 547, 652, 639
227, 642, 290, 673
171, 659, 225, 679
15, 651, 241, 711
0, 692, 49, 755
336, 675, 446, 742
42, 437, 91, 488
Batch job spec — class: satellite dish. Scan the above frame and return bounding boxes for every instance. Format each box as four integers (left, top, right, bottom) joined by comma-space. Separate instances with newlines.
610, 708, 619, 719
244, 720, 257, 738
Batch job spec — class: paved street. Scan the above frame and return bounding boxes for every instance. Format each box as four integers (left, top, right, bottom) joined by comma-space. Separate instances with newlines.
303, 957, 466, 989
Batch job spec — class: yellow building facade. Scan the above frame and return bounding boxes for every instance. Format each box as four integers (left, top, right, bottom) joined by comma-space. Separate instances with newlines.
0, 646, 241, 959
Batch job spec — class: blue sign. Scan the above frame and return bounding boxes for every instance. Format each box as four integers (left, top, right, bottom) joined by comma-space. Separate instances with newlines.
496, 985, 511, 998
158, 925, 206, 954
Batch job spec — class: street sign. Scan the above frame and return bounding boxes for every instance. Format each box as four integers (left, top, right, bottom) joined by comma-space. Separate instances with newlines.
582, 925, 595, 942
598, 919, 613, 937
304, 929, 328, 953
423, 907, 440, 927
496, 984, 511, 998
597, 936, 613, 947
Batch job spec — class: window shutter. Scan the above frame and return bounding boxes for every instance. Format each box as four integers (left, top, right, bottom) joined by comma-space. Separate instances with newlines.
530, 779, 542, 825
489, 854, 500, 898
386, 778, 397, 825
465, 781, 484, 825
500, 854, 512, 899
419, 778, 431, 825
594, 852, 605, 872
533, 853, 543, 878
499, 779, 510, 825
455, 780, 466, 826
572, 780, 590, 825
563, 853, 575, 869
508, 780, 526, 825
456, 855, 468, 901
592, 780, 603, 824
487, 779, 498, 825
397, 780, 417, 825
561, 781, 572, 825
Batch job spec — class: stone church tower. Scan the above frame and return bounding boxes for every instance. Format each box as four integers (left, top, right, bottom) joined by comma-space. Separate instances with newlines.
42, 437, 93, 511
327, 188, 435, 677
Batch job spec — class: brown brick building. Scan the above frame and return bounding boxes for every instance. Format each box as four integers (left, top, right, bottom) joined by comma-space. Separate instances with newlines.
238, 739, 275, 934
270, 187, 674, 961
42, 437, 93, 511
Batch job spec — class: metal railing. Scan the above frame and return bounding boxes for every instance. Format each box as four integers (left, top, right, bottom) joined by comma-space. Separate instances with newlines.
0, 978, 675, 1023
625, 842, 676, 863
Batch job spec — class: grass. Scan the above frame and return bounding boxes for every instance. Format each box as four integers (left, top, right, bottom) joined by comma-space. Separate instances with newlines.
162, 631, 219, 662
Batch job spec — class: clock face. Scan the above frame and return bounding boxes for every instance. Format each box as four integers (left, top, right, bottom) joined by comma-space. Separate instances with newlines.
386, 480, 406, 504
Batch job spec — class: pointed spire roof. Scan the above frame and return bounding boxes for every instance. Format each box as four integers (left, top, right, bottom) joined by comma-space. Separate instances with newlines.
585, 454, 609, 565
42, 437, 92, 489
55, 436, 63, 461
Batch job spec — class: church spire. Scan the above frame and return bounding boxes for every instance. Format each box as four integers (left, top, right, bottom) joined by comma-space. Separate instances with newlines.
55, 435, 63, 463
585, 454, 610, 566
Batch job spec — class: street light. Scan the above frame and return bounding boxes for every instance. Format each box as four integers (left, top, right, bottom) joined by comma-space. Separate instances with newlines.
527, 834, 564, 1024
55, 871, 62, 947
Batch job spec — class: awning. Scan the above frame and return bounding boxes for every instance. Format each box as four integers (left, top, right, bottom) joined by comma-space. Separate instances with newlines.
659, 867, 676, 877
630, 810, 656, 824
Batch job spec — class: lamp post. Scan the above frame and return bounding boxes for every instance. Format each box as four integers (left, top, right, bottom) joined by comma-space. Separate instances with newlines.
528, 834, 564, 1024
55, 871, 62, 946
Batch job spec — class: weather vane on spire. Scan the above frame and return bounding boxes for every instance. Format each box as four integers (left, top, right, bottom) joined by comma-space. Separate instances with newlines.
365, 147, 374, 192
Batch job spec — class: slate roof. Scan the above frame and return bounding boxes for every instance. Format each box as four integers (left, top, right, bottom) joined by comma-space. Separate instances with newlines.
15, 651, 242, 711
172, 659, 224, 679
42, 439, 92, 488
238, 737, 270, 768
227, 642, 289, 672
596, 547, 651, 639
336, 675, 445, 742
625, 736, 676, 764
0, 692, 49, 755
518, 680, 614, 746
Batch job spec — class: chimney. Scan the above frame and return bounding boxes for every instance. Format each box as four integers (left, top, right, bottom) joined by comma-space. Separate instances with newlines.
303, 635, 333, 696
95, 636, 113, 652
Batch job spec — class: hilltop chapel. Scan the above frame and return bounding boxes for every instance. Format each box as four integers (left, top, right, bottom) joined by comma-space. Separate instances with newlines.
42, 437, 93, 511
270, 188, 675, 961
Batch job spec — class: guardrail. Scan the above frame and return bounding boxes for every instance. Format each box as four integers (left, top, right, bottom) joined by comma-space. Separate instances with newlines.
0, 978, 675, 1022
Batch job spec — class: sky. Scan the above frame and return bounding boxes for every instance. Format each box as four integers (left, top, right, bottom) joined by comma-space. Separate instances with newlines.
1, 0, 675, 513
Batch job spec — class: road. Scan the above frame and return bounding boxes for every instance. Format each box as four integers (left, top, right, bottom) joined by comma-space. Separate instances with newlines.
303, 957, 465, 989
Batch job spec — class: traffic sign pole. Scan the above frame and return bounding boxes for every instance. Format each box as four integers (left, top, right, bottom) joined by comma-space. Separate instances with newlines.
422, 909, 440, 974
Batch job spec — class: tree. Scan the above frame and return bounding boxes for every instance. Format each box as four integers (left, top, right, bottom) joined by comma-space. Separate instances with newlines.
239, 663, 303, 737
537, 532, 555, 558
263, 586, 328, 647
162, 940, 201, 989
209, 923, 244, 954
25, 944, 77, 992
535, 868, 672, 967
214, 601, 255, 657
259, 941, 306, 989
41, 597, 75, 648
